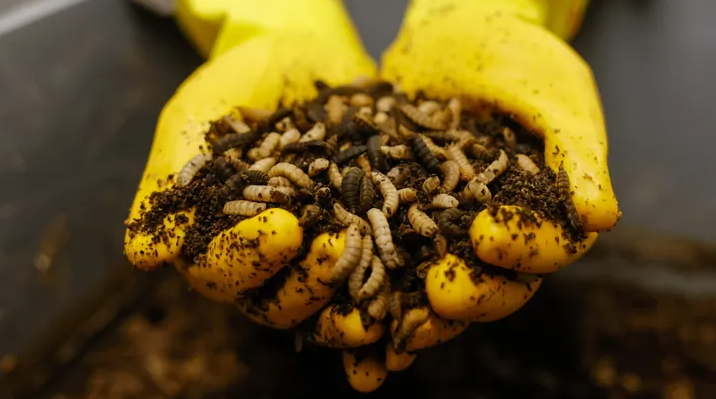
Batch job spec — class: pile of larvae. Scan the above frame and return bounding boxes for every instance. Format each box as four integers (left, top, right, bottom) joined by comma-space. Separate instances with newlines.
138, 79, 584, 351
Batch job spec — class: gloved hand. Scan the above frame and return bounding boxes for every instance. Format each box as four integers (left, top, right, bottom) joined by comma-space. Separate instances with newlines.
124, 0, 619, 393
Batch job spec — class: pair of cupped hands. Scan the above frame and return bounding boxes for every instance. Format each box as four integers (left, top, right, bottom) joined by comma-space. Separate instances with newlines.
124, 0, 619, 392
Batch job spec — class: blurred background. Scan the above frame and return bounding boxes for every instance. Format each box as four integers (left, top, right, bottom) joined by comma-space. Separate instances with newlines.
0, 0, 714, 398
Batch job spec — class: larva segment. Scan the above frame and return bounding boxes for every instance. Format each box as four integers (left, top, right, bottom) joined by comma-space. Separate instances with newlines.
357, 255, 387, 301
348, 235, 374, 301
502, 126, 516, 148
222, 200, 266, 217
446, 144, 475, 181
515, 154, 540, 175
417, 100, 441, 115
373, 111, 389, 125
359, 173, 377, 214
355, 154, 372, 174
434, 234, 448, 258
299, 121, 326, 142
268, 162, 314, 188
367, 278, 390, 320
408, 203, 439, 237
176, 153, 212, 187
242, 185, 294, 205
275, 116, 295, 132
376, 96, 396, 113
420, 135, 448, 160
328, 162, 343, 189
397, 188, 418, 203
438, 160, 460, 193
438, 209, 468, 239
382, 144, 414, 160
390, 307, 470, 352
330, 224, 364, 284
248, 132, 281, 161
475, 149, 509, 185
430, 194, 459, 209
447, 98, 461, 130
400, 103, 449, 130
407, 134, 440, 171
391, 306, 430, 353
366, 135, 388, 172
268, 176, 293, 187
298, 204, 322, 228
223, 115, 251, 134
465, 179, 492, 202
211, 131, 260, 154
350, 93, 374, 107
333, 203, 372, 235
279, 128, 301, 150
341, 167, 365, 213
308, 158, 330, 177
422, 176, 441, 194
326, 95, 348, 125
371, 171, 399, 218
249, 157, 277, 173
333, 145, 367, 165
367, 208, 401, 269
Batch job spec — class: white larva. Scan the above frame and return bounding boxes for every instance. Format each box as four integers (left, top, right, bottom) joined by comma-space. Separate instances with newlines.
465, 179, 492, 202
249, 157, 277, 173
275, 116, 295, 132
356, 106, 373, 120
397, 188, 418, 203
515, 154, 540, 175
326, 95, 347, 125
299, 121, 326, 142
308, 158, 330, 177
176, 153, 212, 187
243, 185, 294, 204
447, 98, 461, 130
248, 132, 281, 161
330, 224, 363, 283
268, 176, 293, 187
386, 166, 402, 182
502, 127, 516, 148
355, 154, 372, 174
223, 115, 252, 133
371, 172, 399, 218
328, 162, 343, 189
268, 162, 314, 188
223, 200, 267, 216
446, 144, 475, 181
373, 111, 389, 125
376, 96, 396, 113
439, 160, 460, 193
408, 203, 439, 237
348, 235, 374, 301
279, 128, 301, 150
350, 93, 374, 107
417, 100, 441, 115
367, 279, 390, 321
422, 176, 441, 194
333, 203, 372, 235
367, 208, 401, 269
357, 255, 387, 301
475, 149, 509, 185
381, 145, 413, 160
430, 194, 459, 209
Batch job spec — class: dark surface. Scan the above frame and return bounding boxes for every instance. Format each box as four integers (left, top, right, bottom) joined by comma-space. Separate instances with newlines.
0, 0, 714, 396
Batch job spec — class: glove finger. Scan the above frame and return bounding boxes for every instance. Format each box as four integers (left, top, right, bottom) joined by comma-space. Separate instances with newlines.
125, 207, 195, 270
470, 205, 597, 274
425, 253, 542, 323
385, 343, 416, 372
380, 3, 619, 231
236, 230, 347, 329
390, 306, 470, 352
342, 346, 388, 393
311, 304, 384, 348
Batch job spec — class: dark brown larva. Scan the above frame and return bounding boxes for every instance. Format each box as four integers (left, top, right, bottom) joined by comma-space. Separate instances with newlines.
558, 162, 584, 232
281, 140, 335, 155
212, 156, 235, 180
219, 169, 269, 196
434, 234, 448, 258
306, 100, 328, 123
341, 167, 364, 213
407, 134, 440, 172
344, 114, 378, 139
359, 172, 377, 214
366, 135, 388, 173
438, 208, 467, 238
333, 145, 367, 165
299, 204, 322, 228
211, 131, 260, 154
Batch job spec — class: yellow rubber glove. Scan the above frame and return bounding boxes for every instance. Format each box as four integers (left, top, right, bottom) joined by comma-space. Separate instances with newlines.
124, 0, 619, 393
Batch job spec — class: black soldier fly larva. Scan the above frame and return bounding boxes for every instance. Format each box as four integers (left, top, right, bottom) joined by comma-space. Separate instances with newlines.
176, 153, 212, 187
